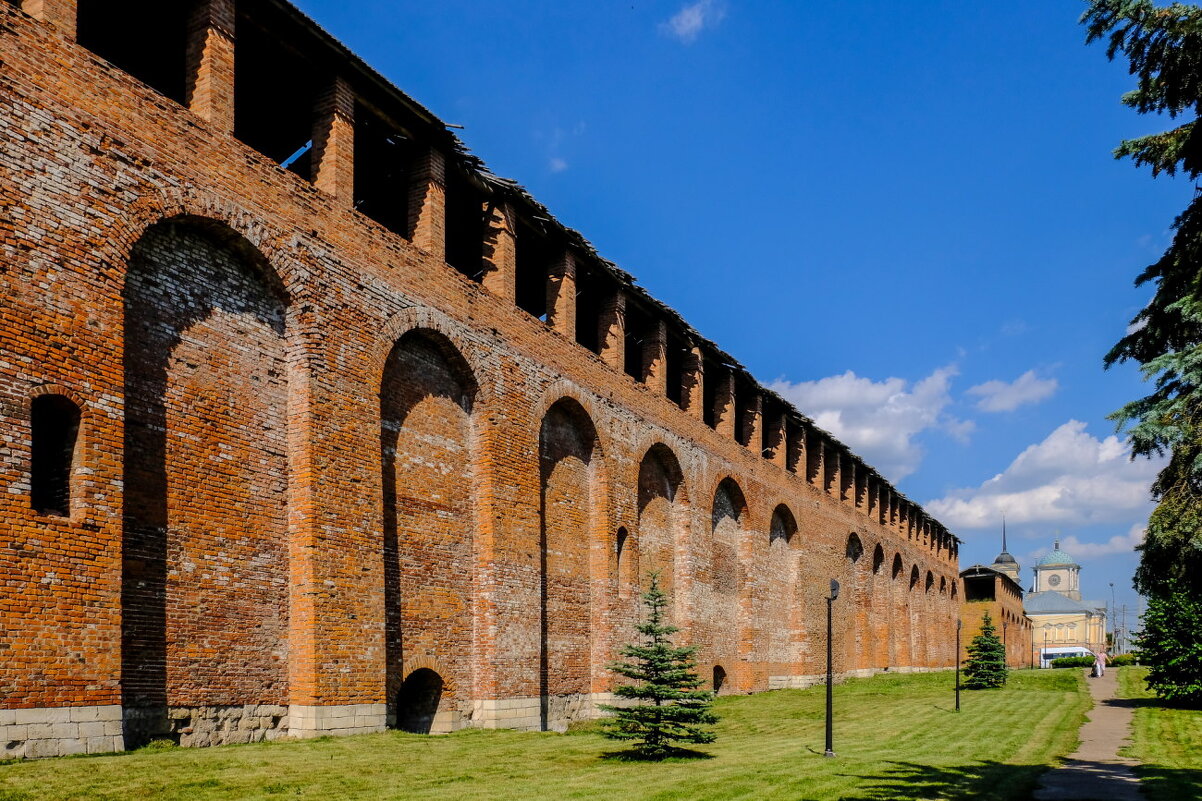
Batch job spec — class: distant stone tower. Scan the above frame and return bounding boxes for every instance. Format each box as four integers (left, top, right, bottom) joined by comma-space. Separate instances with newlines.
989, 520, 1021, 583
1032, 540, 1081, 601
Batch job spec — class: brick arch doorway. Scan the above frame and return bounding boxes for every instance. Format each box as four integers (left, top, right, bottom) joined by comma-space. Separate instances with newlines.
712, 665, 728, 695
395, 668, 445, 735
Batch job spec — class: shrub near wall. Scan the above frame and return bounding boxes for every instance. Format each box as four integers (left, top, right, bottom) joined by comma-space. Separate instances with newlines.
1051, 657, 1095, 669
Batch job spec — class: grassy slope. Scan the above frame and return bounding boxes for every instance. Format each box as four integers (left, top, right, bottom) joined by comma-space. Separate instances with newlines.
0, 670, 1088, 801
1116, 666, 1202, 801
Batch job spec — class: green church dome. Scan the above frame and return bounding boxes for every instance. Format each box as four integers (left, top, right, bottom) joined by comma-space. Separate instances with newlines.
1037, 540, 1077, 567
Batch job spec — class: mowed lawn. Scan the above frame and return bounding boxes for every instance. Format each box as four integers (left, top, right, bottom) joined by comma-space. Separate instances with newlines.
1117, 666, 1202, 801
0, 670, 1088, 801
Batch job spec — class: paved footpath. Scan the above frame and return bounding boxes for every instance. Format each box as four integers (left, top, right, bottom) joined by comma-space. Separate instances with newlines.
1033, 668, 1144, 801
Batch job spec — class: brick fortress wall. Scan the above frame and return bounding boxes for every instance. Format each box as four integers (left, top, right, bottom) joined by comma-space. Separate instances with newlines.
960, 569, 1033, 670
0, 0, 961, 758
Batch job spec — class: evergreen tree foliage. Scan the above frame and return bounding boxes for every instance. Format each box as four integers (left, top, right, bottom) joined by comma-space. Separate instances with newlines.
1084, 0, 1202, 597
963, 612, 1008, 690
1135, 583, 1202, 705
599, 573, 717, 759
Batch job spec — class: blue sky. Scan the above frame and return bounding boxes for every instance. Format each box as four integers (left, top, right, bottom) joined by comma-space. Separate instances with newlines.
292, 0, 1187, 625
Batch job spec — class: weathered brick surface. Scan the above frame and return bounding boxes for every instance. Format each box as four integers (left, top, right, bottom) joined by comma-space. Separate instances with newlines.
0, 3, 962, 754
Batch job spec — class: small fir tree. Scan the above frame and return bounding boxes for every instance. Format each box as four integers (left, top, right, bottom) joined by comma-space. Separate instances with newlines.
599, 573, 718, 759
963, 612, 1007, 690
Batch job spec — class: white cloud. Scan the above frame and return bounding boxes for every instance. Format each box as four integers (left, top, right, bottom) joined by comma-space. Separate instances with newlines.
926, 420, 1161, 530
549, 157, 568, 173
1025, 524, 1146, 563
966, 370, 1058, 412
661, 0, 726, 43
769, 365, 971, 482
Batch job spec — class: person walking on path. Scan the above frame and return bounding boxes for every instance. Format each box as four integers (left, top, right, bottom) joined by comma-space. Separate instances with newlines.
1093, 649, 1109, 678
1034, 667, 1143, 800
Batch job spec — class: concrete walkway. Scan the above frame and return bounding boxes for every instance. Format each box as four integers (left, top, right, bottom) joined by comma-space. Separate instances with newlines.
1033, 668, 1144, 801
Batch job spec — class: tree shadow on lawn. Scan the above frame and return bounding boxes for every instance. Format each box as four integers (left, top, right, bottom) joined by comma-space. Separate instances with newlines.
841, 760, 1049, 801
1136, 763, 1202, 801
600, 747, 715, 762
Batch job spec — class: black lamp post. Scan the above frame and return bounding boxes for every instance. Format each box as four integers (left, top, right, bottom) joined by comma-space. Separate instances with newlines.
955, 618, 961, 712
1003, 620, 1008, 667
1110, 582, 1116, 654
825, 578, 839, 758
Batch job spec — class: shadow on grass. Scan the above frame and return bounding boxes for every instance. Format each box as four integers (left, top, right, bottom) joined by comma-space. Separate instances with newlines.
599, 747, 715, 762
1136, 763, 1202, 801
842, 760, 1049, 801
1102, 696, 1158, 710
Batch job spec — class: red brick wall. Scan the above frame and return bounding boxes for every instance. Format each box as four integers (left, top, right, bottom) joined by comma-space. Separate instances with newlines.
0, 5, 963, 732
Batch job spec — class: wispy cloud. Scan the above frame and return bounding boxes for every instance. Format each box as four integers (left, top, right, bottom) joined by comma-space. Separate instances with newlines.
966, 370, 1058, 413
661, 0, 726, 44
770, 365, 971, 482
1000, 319, 1029, 337
535, 123, 586, 175
925, 420, 1161, 530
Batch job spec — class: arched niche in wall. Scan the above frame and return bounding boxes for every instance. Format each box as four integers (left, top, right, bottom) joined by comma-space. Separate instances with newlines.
709, 477, 748, 676
765, 504, 800, 667
845, 532, 864, 563
380, 328, 477, 731
635, 444, 687, 607
538, 397, 600, 729
121, 215, 290, 748
843, 532, 867, 670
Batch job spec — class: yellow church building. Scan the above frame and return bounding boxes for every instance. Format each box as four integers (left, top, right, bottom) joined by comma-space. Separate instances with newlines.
1023, 541, 1108, 666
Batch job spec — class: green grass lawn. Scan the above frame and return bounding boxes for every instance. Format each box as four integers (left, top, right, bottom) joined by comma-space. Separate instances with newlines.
1116, 666, 1202, 801
0, 670, 1088, 801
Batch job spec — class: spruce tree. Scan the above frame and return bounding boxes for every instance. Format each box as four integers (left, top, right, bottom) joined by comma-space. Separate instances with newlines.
1135, 583, 1202, 705
963, 612, 1007, 690
1084, 1, 1202, 598
599, 573, 717, 759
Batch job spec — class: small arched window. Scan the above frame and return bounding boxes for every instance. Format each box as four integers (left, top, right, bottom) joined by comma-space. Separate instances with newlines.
845, 532, 864, 563
769, 505, 796, 547
30, 394, 81, 517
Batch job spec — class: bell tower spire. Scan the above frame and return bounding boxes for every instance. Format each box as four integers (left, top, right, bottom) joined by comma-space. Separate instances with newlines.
990, 515, 1020, 582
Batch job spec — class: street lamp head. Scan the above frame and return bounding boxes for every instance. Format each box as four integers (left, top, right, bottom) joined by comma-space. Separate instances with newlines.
829, 579, 840, 601
956, 618, 962, 631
